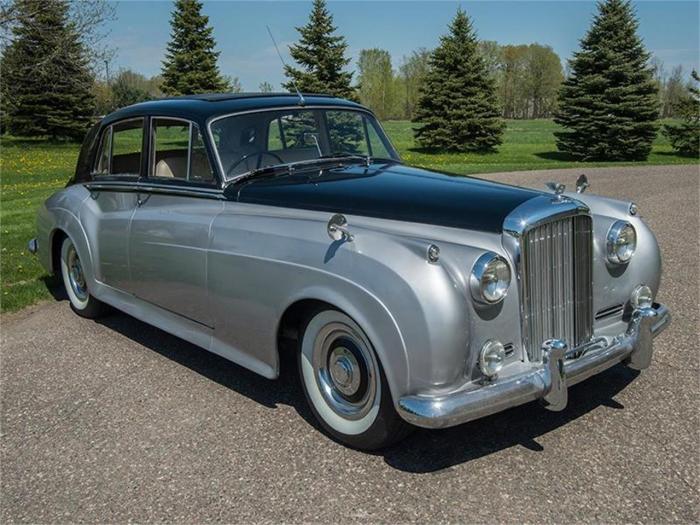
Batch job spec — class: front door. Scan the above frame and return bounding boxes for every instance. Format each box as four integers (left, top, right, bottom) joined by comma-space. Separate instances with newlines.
126, 117, 222, 326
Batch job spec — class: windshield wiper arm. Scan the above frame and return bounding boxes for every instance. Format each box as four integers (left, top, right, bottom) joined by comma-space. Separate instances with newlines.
228, 164, 289, 186
226, 154, 401, 196
320, 153, 401, 167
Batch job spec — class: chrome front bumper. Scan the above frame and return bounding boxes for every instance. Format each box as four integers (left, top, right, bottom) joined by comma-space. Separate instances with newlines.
398, 303, 671, 429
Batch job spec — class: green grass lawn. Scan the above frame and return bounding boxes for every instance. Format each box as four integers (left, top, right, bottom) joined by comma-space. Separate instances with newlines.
1, 119, 697, 313
384, 119, 697, 175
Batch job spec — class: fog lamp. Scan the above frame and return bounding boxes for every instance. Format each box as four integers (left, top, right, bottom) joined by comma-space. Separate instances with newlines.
631, 284, 653, 309
479, 340, 506, 378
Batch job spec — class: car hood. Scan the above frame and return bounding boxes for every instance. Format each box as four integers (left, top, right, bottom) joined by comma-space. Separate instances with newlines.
235, 162, 543, 233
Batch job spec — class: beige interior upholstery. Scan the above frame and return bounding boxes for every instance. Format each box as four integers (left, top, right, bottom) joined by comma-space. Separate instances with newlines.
155, 157, 187, 179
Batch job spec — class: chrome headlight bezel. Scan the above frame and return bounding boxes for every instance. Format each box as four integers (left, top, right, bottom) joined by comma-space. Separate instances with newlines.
606, 220, 637, 265
470, 252, 511, 305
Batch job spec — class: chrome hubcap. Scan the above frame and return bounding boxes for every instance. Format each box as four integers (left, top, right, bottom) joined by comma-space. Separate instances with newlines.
67, 246, 88, 301
313, 323, 377, 420
329, 347, 361, 397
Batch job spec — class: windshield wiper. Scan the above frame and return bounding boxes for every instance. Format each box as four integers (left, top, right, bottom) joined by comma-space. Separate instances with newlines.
320, 152, 401, 167
226, 154, 401, 196
227, 164, 287, 186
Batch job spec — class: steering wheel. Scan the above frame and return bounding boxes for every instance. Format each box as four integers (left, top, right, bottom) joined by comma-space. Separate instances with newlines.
226, 151, 285, 177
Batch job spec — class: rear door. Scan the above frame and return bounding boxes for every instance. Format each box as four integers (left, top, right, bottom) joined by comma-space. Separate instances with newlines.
84, 118, 145, 291
126, 117, 223, 326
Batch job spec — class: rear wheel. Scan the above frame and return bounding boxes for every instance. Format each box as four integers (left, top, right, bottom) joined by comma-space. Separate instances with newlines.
60, 237, 107, 318
298, 308, 412, 450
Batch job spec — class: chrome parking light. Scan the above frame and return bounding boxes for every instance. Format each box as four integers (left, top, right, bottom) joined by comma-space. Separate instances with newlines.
479, 340, 506, 378
631, 284, 653, 309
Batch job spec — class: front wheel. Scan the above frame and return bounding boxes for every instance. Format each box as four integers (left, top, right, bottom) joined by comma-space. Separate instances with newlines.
60, 236, 107, 318
298, 308, 412, 450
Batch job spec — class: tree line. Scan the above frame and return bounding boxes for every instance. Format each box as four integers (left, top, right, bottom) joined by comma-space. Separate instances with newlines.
357, 42, 564, 121
1, 0, 698, 158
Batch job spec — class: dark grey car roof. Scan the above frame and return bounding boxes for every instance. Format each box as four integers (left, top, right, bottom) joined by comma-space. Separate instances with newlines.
103, 93, 365, 125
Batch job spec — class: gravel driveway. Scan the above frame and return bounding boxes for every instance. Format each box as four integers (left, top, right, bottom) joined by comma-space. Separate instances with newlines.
1, 164, 698, 523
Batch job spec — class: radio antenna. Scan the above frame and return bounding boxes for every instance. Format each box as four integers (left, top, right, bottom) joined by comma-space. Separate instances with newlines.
266, 25, 305, 106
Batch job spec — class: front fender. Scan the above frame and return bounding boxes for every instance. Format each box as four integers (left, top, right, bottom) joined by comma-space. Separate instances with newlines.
209, 204, 504, 406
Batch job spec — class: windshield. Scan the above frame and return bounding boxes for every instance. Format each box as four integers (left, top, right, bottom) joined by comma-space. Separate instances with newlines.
209, 108, 400, 179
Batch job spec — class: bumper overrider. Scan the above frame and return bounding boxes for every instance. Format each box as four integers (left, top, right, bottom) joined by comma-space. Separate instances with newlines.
398, 302, 671, 429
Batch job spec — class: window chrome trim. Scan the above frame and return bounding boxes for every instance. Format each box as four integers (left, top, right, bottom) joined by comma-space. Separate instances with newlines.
186, 122, 193, 181
83, 180, 225, 200
206, 105, 402, 184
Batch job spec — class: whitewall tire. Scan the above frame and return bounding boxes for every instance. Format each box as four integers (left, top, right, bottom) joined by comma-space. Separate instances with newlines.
59, 237, 106, 318
298, 308, 412, 450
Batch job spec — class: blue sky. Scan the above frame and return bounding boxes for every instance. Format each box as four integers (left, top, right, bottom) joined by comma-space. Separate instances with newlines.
107, 1, 700, 89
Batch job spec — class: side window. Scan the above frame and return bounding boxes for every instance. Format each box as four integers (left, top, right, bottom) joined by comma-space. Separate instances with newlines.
365, 117, 393, 159
190, 126, 214, 183
151, 118, 189, 180
111, 119, 144, 176
94, 127, 112, 175
93, 119, 144, 177
151, 118, 214, 184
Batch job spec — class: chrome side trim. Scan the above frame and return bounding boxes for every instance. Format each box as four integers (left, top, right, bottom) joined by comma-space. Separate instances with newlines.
397, 303, 670, 429
83, 181, 225, 200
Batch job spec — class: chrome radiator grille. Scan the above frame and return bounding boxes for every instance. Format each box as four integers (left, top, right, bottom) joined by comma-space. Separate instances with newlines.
520, 215, 593, 361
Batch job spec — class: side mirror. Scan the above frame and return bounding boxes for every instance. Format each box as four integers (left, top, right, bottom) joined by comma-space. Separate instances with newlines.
576, 174, 589, 194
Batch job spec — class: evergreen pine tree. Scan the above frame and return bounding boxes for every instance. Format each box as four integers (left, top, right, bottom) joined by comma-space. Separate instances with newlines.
413, 9, 504, 152
554, 0, 658, 160
282, 0, 354, 98
663, 70, 699, 156
1, 0, 96, 140
161, 0, 229, 96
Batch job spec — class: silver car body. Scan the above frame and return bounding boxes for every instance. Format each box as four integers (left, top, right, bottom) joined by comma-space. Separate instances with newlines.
32, 94, 670, 429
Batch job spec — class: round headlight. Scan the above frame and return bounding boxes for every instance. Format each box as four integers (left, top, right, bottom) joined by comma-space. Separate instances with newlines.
606, 221, 637, 264
470, 252, 511, 304
479, 340, 506, 378
631, 284, 653, 309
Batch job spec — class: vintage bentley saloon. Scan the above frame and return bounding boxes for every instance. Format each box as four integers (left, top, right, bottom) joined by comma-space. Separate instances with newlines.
30, 94, 670, 449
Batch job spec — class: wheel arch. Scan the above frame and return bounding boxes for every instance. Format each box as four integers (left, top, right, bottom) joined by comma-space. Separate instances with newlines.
49, 228, 68, 275
275, 287, 410, 407
44, 209, 97, 292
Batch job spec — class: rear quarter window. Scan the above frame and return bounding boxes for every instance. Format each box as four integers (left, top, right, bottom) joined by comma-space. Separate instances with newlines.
93, 118, 144, 177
